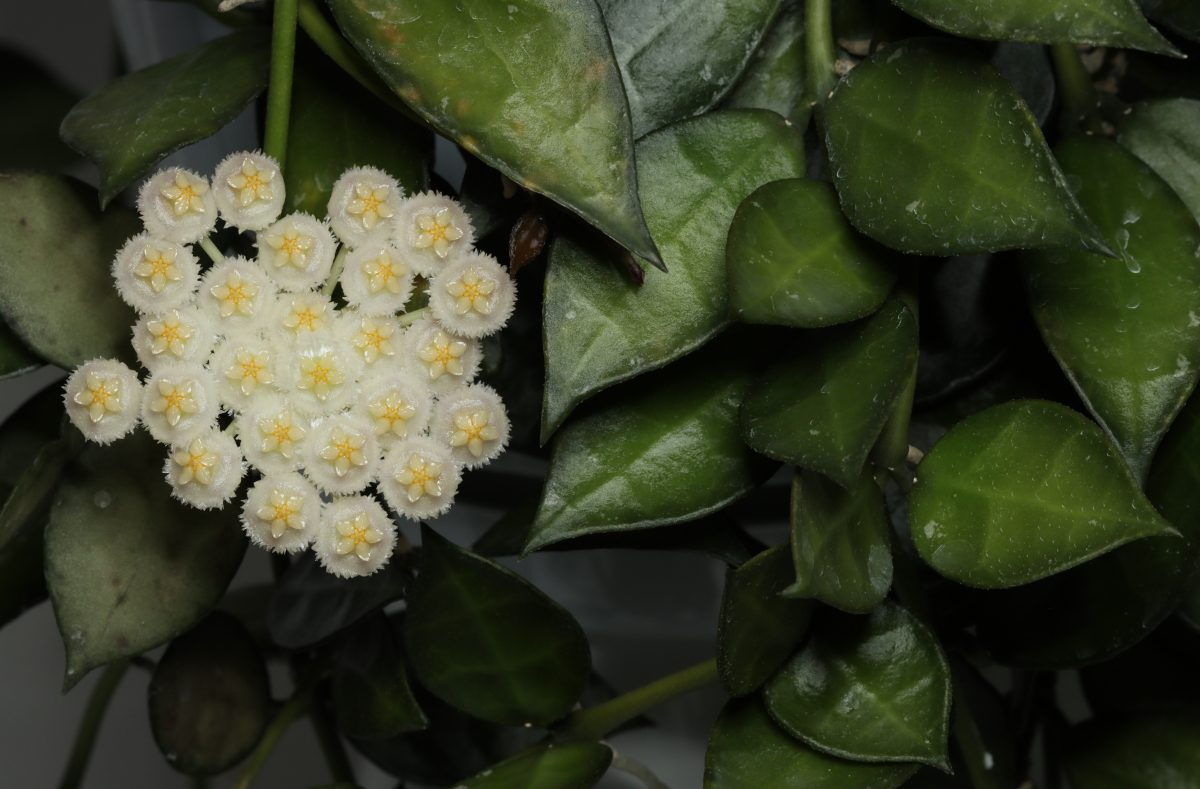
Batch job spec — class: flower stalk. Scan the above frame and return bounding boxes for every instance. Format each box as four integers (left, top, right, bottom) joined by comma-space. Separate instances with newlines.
264, 0, 300, 169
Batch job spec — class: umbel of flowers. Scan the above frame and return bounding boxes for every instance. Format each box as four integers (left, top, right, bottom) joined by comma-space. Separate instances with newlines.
62, 153, 516, 578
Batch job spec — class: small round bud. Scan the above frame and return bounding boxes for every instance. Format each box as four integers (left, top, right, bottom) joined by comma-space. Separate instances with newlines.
241, 472, 320, 553
328, 166, 404, 249
303, 415, 380, 496
63, 359, 143, 444
163, 429, 245, 509
378, 436, 461, 521
141, 362, 220, 445
401, 316, 481, 394
131, 306, 215, 373
138, 168, 218, 243
430, 383, 510, 468
393, 192, 475, 277
315, 495, 398, 578
340, 233, 415, 315
256, 212, 337, 292
428, 251, 516, 339
111, 234, 200, 314
213, 150, 285, 232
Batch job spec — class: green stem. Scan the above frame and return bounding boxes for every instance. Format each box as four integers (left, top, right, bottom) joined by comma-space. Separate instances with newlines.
234, 657, 327, 789
1050, 44, 1103, 135
611, 752, 670, 789
556, 658, 718, 742
199, 235, 225, 265
871, 271, 919, 473
264, 0, 300, 169
805, 0, 837, 109
397, 306, 432, 327
321, 246, 348, 297
310, 698, 356, 785
58, 660, 130, 789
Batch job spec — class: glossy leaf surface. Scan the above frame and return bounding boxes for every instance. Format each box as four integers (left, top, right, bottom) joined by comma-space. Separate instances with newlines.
46, 432, 246, 690
723, 1, 807, 120
717, 542, 815, 697
599, 0, 784, 138
727, 179, 896, 328
784, 468, 892, 615
1065, 713, 1200, 789
148, 612, 270, 776
763, 602, 952, 768
1023, 136, 1200, 484
457, 742, 612, 789
59, 28, 270, 207
542, 110, 804, 438
333, 613, 428, 739
1118, 98, 1200, 222
704, 697, 920, 789
1138, 0, 1200, 41
406, 526, 590, 727
824, 39, 1109, 257
910, 400, 1176, 589
1080, 617, 1200, 715
990, 42, 1056, 127
0, 174, 138, 368
327, 0, 660, 265
890, 0, 1179, 55
739, 300, 918, 489
528, 326, 782, 554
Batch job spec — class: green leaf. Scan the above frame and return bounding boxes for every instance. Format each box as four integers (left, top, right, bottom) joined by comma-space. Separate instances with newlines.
0, 174, 139, 369
332, 613, 428, 739
704, 696, 920, 789
284, 45, 431, 218
527, 326, 782, 554
723, 2, 808, 121
0, 438, 75, 560
1065, 713, 1200, 789
59, 28, 270, 207
406, 526, 590, 727
1138, 0, 1200, 41
738, 299, 918, 489
824, 38, 1111, 257
45, 431, 247, 691
888, 0, 1180, 55
1118, 98, 1200, 223
148, 612, 270, 776
1022, 136, 1200, 484
784, 468, 892, 615
990, 43, 1056, 127
0, 322, 39, 381
1080, 617, 1200, 715
267, 550, 409, 649
763, 601, 953, 769
599, 0, 785, 138
458, 155, 527, 241
727, 178, 897, 329
910, 399, 1178, 589
717, 541, 815, 698
457, 742, 612, 789
973, 387, 1200, 667
542, 109, 805, 439
326, 0, 661, 267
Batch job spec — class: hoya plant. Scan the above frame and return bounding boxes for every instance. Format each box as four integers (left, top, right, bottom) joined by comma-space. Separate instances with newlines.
3, 0, 1200, 786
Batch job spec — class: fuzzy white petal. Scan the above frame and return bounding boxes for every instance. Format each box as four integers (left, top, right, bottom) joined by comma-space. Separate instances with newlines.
131, 305, 215, 373
427, 252, 516, 339
327, 166, 404, 249
355, 367, 434, 445
111, 234, 200, 314
302, 415, 380, 495
213, 150, 285, 232
378, 436, 461, 521
240, 392, 309, 475
392, 192, 476, 277
340, 233, 415, 315
138, 168, 218, 243
315, 496, 397, 578
429, 382, 510, 469
163, 430, 245, 509
63, 359, 143, 444
256, 212, 337, 291
400, 317, 481, 394
140, 362, 221, 445
240, 472, 320, 553
198, 257, 277, 334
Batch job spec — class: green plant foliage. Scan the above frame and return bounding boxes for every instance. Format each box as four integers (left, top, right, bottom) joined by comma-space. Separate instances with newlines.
739, 300, 918, 489
599, 0, 784, 137
527, 326, 782, 554
784, 468, 892, 614
148, 612, 270, 776
1118, 98, 1200, 222
1065, 713, 1200, 789
763, 601, 952, 769
724, 1, 807, 120
45, 431, 247, 691
59, 29, 270, 207
704, 696, 920, 789
1023, 135, 1200, 484
332, 613, 428, 739
0, 322, 39, 381
726, 179, 897, 328
910, 399, 1177, 589
889, 0, 1179, 54
0, 438, 75, 563
405, 526, 590, 727
1080, 617, 1200, 714
824, 39, 1110, 256
457, 741, 612, 789
717, 542, 815, 698
990, 42, 1056, 127
542, 109, 805, 439
0, 174, 139, 369
1138, 0, 1200, 41
325, 0, 661, 267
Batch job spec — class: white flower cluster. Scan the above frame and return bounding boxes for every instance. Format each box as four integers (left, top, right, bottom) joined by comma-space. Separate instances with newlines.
63, 153, 516, 578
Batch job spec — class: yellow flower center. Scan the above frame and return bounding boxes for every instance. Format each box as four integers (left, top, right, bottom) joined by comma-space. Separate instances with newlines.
265, 221, 314, 268
210, 270, 260, 318
160, 171, 209, 217
225, 348, 273, 395
363, 250, 405, 294
227, 158, 275, 206
150, 379, 199, 426
346, 182, 394, 231
317, 425, 368, 477
257, 488, 306, 539
172, 437, 218, 485
417, 329, 467, 379
367, 390, 418, 437
446, 266, 497, 316
351, 317, 396, 364
414, 208, 464, 257
449, 408, 500, 457
73, 372, 123, 423
133, 245, 182, 293
394, 452, 444, 502
335, 511, 383, 560
147, 312, 195, 358
257, 409, 305, 458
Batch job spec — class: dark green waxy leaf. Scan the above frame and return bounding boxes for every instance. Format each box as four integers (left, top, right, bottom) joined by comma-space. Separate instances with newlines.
457, 742, 612, 789
909, 399, 1177, 589
0, 438, 74, 561
528, 326, 782, 554
148, 612, 270, 776
763, 601, 953, 769
332, 613, 428, 739
738, 300, 918, 489
704, 697, 920, 789
0, 509, 47, 632
1065, 713, 1200, 789
717, 542, 815, 697
0, 322, 39, 381
1022, 136, 1200, 484
1118, 98, 1200, 223
784, 468, 891, 615
1138, 0, 1200, 41
824, 39, 1111, 257
542, 109, 805, 439
727, 179, 897, 328
1080, 617, 1200, 715
46, 431, 247, 691
889, 0, 1179, 55
0, 174, 139, 368
267, 550, 409, 650
326, 0, 661, 267
0, 48, 81, 172
599, 0, 784, 138
990, 43, 1056, 128
974, 385, 1200, 667
59, 29, 270, 207
406, 526, 590, 727
723, 1, 807, 120
284, 47, 431, 217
